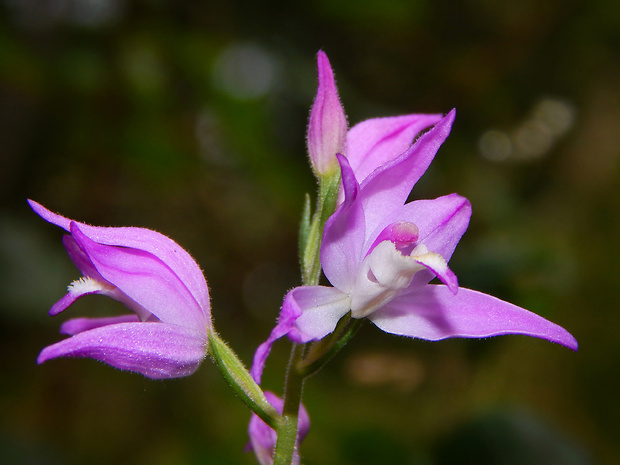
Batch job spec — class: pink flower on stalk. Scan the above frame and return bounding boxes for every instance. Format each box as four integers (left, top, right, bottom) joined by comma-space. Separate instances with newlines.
247, 392, 310, 465
29, 200, 211, 379
251, 54, 577, 382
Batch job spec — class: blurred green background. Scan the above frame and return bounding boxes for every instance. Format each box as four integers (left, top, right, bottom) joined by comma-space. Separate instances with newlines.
1, 0, 618, 464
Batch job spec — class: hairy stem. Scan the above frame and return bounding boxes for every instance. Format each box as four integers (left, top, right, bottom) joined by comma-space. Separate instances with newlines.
273, 344, 306, 465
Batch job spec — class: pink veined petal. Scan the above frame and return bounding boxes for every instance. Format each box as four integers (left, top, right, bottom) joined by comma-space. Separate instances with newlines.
358, 110, 456, 236
70, 222, 208, 331
321, 154, 366, 292
60, 314, 141, 335
27, 200, 210, 318
369, 285, 578, 350
345, 113, 444, 184
37, 322, 208, 379
250, 285, 350, 384
307, 50, 348, 175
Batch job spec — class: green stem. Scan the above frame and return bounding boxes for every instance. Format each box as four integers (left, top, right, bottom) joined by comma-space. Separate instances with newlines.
273, 170, 342, 464
301, 173, 341, 284
273, 344, 306, 465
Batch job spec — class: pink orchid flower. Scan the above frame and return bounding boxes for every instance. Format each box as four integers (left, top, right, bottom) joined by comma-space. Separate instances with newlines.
251, 54, 577, 383
30, 200, 211, 379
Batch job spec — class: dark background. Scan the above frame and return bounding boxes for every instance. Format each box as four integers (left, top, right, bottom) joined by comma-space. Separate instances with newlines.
1, 1, 618, 464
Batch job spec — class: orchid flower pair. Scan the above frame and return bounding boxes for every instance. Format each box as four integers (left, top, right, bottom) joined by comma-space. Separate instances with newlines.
29, 50, 577, 465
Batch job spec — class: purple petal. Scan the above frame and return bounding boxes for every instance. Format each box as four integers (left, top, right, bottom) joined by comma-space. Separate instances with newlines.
307, 51, 348, 175
250, 289, 303, 383
346, 114, 443, 184
62, 234, 106, 283
369, 285, 578, 350
70, 222, 208, 331
358, 110, 456, 235
321, 154, 366, 292
60, 315, 141, 335
250, 285, 349, 384
289, 286, 351, 342
28, 200, 210, 318
38, 322, 208, 379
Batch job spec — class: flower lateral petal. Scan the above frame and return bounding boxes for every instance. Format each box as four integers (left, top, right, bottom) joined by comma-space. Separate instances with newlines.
369, 285, 578, 350
359, 110, 456, 236
38, 322, 208, 379
345, 113, 444, 184
250, 286, 350, 384
289, 286, 351, 342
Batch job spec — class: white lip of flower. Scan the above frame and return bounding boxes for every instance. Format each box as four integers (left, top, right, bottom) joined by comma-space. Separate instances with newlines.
350, 241, 448, 318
